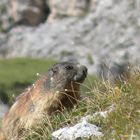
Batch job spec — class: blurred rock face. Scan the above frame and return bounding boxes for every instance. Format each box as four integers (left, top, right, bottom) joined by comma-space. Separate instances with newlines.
10, 0, 50, 26
0, 0, 91, 29
48, 0, 90, 22
0, 0, 12, 31
0, 0, 50, 30
0, 0, 140, 80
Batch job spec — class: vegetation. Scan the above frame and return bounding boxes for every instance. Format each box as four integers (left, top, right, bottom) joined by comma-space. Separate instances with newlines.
0, 58, 56, 105
22, 71, 140, 140
0, 58, 140, 139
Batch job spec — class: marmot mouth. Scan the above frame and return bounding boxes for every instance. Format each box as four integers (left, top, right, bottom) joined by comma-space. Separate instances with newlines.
74, 65, 87, 83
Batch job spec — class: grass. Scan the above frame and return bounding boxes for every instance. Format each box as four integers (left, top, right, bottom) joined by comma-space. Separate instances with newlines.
0, 58, 56, 105
1, 58, 140, 139
22, 71, 140, 140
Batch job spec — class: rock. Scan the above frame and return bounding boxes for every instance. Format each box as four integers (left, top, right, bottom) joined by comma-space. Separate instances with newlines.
52, 120, 103, 140
0, 0, 50, 31
80, 105, 114, 123
9, 0, 50, 26
0, 0, 13, 31
0, 33, 8, 57
48, 0, 90, 22
93, 105, 115, 118
0, 101, 9, 118
1, 0, 140, 79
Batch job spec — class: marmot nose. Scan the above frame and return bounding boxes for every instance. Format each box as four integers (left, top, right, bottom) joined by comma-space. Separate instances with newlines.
74, 65, 88, 82
80, 65, 88, 77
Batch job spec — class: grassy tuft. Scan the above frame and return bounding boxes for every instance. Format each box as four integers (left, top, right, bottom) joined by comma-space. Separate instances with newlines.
21, 71, 140, 140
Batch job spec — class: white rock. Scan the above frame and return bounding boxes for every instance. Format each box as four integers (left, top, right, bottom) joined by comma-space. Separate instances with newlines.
93, 111, 108, 118
52, 120, 103, 140
0, 103, 9, 118
93, 105, 115, 118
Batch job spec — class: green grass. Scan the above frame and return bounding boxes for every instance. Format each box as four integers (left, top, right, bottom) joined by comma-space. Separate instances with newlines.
1, 58, 140, 139
0, 58, 56, 105
22, 71, 140, 140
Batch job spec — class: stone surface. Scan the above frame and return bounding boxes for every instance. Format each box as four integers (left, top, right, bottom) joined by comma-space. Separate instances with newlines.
52, 120, 103, 140
0, 0, 50, 31
48, 0, 90, 22
0, 0, 140, 79
9, 0, 50, 26
0, 103, 9, 118
0, 0, 12, 31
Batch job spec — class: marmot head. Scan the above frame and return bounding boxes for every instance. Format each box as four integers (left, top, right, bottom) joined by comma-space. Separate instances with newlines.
45, 62, 87, 92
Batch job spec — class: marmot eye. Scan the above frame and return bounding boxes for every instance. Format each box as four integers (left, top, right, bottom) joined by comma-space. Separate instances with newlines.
51, 68, 57, 74
65, 65, 73, 70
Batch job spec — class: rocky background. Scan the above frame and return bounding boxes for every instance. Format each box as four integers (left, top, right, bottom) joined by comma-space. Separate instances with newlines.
0, 0, 140, 79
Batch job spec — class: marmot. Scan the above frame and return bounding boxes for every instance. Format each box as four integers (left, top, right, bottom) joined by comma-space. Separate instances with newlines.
0, 62, 87, 140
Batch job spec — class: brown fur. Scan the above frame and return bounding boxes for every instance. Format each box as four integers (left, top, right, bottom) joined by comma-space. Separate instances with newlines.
0, 62, 87, 140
